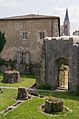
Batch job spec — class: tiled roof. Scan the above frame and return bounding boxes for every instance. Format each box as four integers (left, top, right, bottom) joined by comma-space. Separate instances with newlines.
0, 14, 59, 20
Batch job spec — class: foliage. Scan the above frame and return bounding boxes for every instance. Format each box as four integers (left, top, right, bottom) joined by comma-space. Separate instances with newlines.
37, 84, 52, 90
46, 97, 60, 102
0, 59, 16, 74
0, 31, 6, 53
0, 59, 15, 67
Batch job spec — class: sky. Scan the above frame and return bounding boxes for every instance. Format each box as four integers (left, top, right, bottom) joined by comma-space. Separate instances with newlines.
0, 0, 79, 34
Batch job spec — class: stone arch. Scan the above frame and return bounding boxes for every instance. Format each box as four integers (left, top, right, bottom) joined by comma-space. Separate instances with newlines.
37, 36, 79, 92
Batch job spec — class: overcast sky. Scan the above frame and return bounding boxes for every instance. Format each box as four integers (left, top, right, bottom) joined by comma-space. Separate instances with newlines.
0, 0, 79, 34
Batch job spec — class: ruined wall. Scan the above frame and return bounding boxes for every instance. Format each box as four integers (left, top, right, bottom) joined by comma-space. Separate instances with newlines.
37, 36, 79, 92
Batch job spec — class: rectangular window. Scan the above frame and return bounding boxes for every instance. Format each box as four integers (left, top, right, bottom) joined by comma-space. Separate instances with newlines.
21, 32, 28, 40
20, 52, 26, 63
39, 32, 45, 39
18, 52, 30, 64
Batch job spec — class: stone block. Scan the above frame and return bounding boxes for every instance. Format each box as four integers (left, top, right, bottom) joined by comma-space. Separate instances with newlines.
3, 70, 20, 83
17, 87, 27, 100
44, 98, 63, 113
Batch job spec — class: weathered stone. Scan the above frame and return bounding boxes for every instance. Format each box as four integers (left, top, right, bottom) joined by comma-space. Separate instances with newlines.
44, 100, 53, 113
44, 98, 63, 113
3, 70, 20, 83
17, 88, 27, 100
36, 36, 79, 92
0, 15, 60, 75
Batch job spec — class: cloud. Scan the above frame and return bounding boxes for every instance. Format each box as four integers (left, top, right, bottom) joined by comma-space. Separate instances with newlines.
69, 6, 79, 19
0, 0, 79, 33
53, 6, 79, 33
0, 0, 17, 7
67, 6, 79, 33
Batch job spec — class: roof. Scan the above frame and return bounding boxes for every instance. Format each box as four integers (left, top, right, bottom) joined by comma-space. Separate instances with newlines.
0, 14, 59, 20
64, 8, 69, 22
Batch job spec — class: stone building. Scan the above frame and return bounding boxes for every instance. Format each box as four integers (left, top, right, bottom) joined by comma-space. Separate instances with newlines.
36, 36, 79, 92
0, 14, 60, 74
60, 8, 70, 36
73, 30, 79, 35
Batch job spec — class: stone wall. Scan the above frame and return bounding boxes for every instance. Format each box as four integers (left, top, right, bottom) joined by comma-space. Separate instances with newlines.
36, 36, 79, 92
0, 17, 60, 64
0, 16, 60, 74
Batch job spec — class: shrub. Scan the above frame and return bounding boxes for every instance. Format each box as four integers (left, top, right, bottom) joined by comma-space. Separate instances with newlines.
0, 59, 15, 71
46, 97, 61, 102
37, 84, 52, 90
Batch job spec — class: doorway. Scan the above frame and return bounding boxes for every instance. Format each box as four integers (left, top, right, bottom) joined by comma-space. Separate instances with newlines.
56, 58, 69, 90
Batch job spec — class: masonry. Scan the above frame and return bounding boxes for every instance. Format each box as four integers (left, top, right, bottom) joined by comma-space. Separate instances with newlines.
0, 14, 60, 74
36, 36, 79, 92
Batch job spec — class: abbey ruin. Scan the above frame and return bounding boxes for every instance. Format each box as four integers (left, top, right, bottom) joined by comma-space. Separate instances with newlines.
36, 36, 79, 92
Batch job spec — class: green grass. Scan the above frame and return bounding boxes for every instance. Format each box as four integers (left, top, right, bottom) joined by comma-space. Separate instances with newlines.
0, 73, 79, 119
0, 89, 17, 111
0, 74, 36, 88
0, 90, 79, 119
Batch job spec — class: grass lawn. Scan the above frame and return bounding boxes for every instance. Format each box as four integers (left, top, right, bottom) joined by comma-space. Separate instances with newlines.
0, 89, 17, 111
0, 74, 36, 88
0, 89, 79, 119
0, 73, 79, 119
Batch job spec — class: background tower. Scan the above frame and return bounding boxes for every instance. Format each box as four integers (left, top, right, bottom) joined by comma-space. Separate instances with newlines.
63, 8, 70, 36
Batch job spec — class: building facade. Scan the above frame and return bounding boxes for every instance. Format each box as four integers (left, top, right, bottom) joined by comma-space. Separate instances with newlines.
73, 30, 79, 35
0, 14, 60, 73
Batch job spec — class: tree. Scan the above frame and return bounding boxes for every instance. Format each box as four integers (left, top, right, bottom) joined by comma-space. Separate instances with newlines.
0, 31, 6, 53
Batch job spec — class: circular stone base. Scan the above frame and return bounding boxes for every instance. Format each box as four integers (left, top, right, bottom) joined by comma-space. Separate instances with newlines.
40, 104, 72, 115
44, 99, 63, 113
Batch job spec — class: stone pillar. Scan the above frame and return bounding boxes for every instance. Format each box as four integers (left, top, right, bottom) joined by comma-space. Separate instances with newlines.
36, 40, 46, 87
17, 88, 27, 100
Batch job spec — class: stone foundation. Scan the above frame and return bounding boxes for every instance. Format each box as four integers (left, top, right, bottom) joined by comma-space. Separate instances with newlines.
17, 88, 27, 100
44, 98, 63, 113
3, 70, 20, 83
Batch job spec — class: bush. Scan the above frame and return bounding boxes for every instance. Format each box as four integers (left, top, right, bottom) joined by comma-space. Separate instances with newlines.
46, 97, 61, 102
0, 59, 15, 67
37, 84, 52, 90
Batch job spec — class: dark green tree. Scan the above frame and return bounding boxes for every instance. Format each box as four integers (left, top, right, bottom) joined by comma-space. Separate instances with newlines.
0, 31, 6, 53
